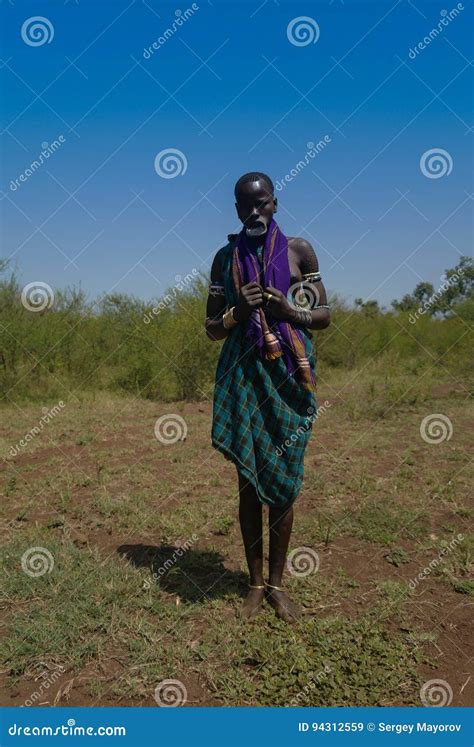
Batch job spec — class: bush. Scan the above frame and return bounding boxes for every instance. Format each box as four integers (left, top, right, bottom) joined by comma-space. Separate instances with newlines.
1, 268, 472, 404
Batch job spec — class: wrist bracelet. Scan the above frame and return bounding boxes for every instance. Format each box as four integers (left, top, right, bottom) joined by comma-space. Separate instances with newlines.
292, 302, 331, 326
222, 306, 239, 329
292, 308, 313, 326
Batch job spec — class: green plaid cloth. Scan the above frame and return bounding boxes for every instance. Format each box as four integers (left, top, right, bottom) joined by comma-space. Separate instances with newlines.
211, 242, 317, 508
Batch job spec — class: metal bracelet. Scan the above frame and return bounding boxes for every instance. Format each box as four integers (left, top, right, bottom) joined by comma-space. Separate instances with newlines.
222, 306, 239, 329
292, 308, 313, 326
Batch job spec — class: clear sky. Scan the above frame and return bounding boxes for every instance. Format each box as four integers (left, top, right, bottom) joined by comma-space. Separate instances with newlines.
1, 0, 472, 308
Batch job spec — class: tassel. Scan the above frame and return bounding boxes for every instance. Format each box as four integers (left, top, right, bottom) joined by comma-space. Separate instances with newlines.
266, 349, 283, 361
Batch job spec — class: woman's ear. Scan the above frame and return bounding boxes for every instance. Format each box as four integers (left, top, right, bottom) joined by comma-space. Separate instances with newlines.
273, 197, 278, 213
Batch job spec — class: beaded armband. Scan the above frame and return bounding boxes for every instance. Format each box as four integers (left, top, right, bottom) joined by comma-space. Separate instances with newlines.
208, 282, 225, 297
301, 271, 322, 282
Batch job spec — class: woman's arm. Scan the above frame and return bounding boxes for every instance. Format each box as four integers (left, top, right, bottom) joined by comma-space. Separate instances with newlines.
204, 251, 230, 341
292, 237, 331, 331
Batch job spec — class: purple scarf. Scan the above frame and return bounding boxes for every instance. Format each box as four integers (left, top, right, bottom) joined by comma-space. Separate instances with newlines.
231, 219, 317, 392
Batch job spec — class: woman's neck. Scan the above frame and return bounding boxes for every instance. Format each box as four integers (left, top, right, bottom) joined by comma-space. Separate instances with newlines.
248, 235, 266, 249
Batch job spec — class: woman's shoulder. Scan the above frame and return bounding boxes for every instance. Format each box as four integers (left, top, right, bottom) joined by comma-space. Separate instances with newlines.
215, 234, 238, 262
287, 237, 314, 253
210, 235, 237, 277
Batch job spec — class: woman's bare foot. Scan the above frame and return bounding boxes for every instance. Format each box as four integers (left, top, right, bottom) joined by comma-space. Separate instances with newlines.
240, 587, 265, 620
265, 586, 301, 623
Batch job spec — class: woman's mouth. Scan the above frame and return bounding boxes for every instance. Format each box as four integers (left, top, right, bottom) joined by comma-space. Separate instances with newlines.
245, 219, 266, 238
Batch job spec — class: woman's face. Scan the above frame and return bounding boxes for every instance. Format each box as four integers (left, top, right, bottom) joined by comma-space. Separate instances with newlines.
235, 179, 277, 232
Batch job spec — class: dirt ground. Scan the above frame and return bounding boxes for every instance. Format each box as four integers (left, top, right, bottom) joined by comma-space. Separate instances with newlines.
1, 368, 473, 707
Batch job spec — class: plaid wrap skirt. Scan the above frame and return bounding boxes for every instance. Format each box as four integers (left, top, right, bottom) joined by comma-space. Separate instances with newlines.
211, 319, 317, 508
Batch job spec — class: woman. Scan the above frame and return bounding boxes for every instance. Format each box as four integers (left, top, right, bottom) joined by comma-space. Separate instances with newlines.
205, 172, 330, 623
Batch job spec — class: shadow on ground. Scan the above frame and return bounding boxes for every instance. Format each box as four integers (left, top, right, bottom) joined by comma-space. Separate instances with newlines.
117, 544, 247, 602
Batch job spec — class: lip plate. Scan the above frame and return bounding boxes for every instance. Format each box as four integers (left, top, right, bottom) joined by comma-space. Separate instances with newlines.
245, 221, 266, 237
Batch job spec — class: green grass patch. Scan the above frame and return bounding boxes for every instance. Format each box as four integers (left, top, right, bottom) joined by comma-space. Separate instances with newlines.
1, 531, 430, 705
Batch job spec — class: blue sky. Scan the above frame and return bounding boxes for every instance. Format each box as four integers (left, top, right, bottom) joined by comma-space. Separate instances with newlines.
1, 0, 472, 308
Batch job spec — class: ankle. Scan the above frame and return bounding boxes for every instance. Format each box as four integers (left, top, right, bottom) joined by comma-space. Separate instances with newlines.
266, 582, 284, 594
267, 578, 283, 589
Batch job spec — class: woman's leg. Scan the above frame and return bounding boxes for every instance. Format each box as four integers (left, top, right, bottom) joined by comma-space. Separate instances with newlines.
267, 502, 302, 622
237, 469, 265, 618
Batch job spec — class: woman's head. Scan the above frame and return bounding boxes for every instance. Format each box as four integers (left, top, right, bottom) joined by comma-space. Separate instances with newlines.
234, 172, 277, 235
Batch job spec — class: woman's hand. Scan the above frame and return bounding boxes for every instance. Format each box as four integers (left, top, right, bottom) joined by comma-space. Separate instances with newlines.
263, 285, 297, 322
234, 282, 264, 322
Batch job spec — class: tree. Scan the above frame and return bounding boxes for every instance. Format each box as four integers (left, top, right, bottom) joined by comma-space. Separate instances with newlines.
354, 298, 381, 317
392, 256, 473, 316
